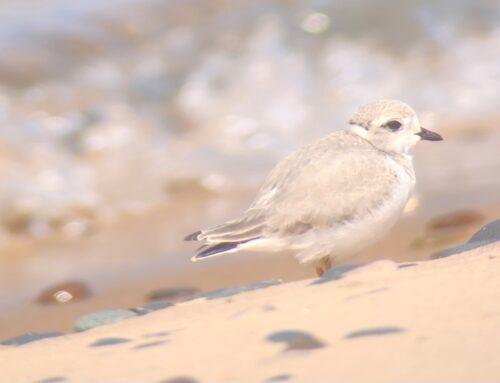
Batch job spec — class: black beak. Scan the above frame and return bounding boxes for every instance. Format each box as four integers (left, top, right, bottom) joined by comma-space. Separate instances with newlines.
417, 127, 443, 141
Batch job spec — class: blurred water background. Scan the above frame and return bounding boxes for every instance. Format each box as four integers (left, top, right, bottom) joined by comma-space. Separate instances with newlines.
0, 0, 499, 334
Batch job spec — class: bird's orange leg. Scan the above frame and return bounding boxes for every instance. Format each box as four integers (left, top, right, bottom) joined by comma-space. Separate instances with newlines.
315, 256, 332, 277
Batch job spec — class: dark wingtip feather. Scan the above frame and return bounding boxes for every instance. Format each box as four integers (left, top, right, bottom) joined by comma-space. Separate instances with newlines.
184, 230, 202, 241
195, 242, 239, 259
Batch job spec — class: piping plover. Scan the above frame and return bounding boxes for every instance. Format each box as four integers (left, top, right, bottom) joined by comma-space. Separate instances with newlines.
185, 99, 442, 276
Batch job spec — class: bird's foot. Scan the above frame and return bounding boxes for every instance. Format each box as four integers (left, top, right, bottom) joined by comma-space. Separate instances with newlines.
315, 257, 332, 277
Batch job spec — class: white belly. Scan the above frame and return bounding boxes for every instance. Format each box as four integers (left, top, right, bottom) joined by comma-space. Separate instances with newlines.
293, 161, 414, 264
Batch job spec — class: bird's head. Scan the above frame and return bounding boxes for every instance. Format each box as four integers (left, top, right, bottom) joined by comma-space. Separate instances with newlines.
349, 99, 443, 154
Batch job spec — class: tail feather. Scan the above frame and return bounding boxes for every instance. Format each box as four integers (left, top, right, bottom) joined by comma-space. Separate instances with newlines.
195, 242, 240, 259
184, 230, 201, 241
199, 225, 264, 243
192, 237, 261, 261
186, 210, 266, 261
197, 211, 265, 242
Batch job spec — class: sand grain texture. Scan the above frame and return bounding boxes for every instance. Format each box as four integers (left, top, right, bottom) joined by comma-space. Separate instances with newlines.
1, 243, 500, 383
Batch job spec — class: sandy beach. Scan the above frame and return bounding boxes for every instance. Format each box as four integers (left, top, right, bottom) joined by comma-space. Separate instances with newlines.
0, 1, 499, 382
1, 237, 500, 382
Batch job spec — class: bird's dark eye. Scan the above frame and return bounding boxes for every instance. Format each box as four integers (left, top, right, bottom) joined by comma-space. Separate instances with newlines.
385, 120, 402, 131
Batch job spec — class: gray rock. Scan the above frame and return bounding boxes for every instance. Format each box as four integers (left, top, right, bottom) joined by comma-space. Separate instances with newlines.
433, 219, 500, 259
432, 240, 490, 259
74, 309, 137, 332
468, 219, 500, 244
1, 332, 63, 346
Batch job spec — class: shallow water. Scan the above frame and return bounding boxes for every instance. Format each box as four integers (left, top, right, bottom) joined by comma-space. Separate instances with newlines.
0, 0, 499, 318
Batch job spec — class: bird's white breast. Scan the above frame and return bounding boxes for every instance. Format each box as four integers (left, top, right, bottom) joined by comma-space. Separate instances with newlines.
294, 155, 415, 264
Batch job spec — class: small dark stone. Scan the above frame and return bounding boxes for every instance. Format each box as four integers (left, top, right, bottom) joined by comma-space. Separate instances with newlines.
148, 287, 200, 302
133, 340, 166, 349
344, 326, 406, 339
1, 332, 64, 346
74, 309, 137, 332
264, 374, 292, 382
310, 264, 361, 285
35, 377, 66, 383
187, 280, 282, 301
89, 337, 131, 347
157, 377, 199, 383
267, 330, 326, 351
36, 281, 91, 304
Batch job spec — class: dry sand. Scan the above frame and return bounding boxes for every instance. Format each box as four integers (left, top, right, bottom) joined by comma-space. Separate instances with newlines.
1, 240, 499, 383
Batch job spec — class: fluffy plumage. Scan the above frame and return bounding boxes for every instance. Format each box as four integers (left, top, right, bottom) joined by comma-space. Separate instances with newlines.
186, 99, 442, 272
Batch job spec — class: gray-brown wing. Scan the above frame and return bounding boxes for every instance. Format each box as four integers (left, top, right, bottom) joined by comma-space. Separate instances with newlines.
249, 132, 401, 235
192, 209, 267, 243
186, 131, 398, 244
264, 151, 399, 235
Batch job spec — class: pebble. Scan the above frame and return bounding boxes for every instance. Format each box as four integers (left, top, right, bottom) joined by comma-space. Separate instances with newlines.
74, 309, 137, 332
467, 219, 500, 244
431, 241, 488, 259
1, 332, 64, 346
432, 219, 500, 259
267, 330, 326, 351
36, 281, 91, 304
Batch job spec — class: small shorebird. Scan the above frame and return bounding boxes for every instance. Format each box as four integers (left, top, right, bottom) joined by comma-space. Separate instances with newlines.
185, 100, 442, 276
